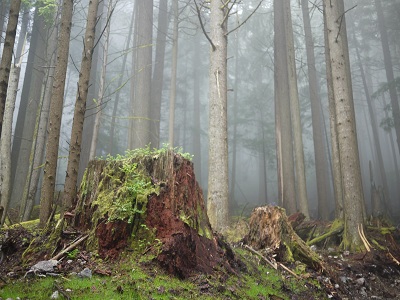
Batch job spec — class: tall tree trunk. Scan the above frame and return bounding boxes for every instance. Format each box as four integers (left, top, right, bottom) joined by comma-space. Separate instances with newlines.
11, 8, 46, 209
168, 0, 178, 148
0, 63, 21, 225
230, 19, 239, 205
301, 0, 330, 220
207, 0, 229, 231
78, 0, 104, 184
375, 0, 400, 156
192, 32, 202, 183
109, 7, 135, 155
274, 0, 296, 214
89, 0, 113, 161
284, 0, 309, 218
0, 0, 21, 136
40, 0, 74, 228
21, 20, 59, 221
354, 40, 390, 215
323, 0, 365, 251
150, 0, 169, 148
130, 0, 153, 149
63, 0, 100, 212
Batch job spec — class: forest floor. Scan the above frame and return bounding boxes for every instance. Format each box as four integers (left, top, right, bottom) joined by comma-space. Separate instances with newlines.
1, 218, 400, 300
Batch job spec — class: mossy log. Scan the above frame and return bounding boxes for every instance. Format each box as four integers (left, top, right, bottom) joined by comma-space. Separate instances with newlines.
242, 206, 324, 272
66, 151, 240, 278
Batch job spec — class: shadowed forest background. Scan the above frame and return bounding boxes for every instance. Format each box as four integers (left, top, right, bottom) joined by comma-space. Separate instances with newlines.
0, 0, 399, 250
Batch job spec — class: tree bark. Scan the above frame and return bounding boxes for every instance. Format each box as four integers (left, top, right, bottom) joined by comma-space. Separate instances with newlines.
192, 32, 202, 184
168, 0, 179, 148
89, 0, 113, 161
0, 0, 21, 137
130, 0, 153, 149
323, 0, 365, 251
284, 0, 309, 219
150, 0, 169, 148
274, 0, 296, 214
0, 64, 21, 225
207, 0, 229, 232
301, 0, 330, 220
40, 0, 74, 228
63, 0, 100, 212
11, 8, 46, 210
21, 18, 59, 221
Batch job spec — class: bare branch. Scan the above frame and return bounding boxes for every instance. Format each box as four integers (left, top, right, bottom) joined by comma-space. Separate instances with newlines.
226, 0, 264, 36
194, 0, 216, 51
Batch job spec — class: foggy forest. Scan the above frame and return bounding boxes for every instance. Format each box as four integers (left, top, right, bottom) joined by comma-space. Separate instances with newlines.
0, 0, 400, 251
2, 0, 400, 298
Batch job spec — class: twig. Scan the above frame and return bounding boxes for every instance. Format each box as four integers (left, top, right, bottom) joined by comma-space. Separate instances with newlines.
278, 262, 301, 279
194, 0, 216, 51
226, 0, 264, 36
51, 235, 89, 261
244, 245, 277, 269
54, 282, 71, 300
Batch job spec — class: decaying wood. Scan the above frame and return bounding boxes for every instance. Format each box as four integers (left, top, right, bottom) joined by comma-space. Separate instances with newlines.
243, 206, 324, 271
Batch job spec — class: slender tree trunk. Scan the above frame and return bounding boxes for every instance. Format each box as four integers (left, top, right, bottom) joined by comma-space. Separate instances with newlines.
40, 0, 74, 228
192, 33, 202, 183
109, 7, 135, 155
89, 0, 113, 161
11, 9, 46, 209
274, 0, 296, 214
63, 0, 100, 212
207, 0, 229, 231
21, 22, 59, 221
0, 0, 21, 136
324, 0, 365, 251
324, 5, 343, 220
230, 19, 239, 205
130, 0, 153, 149
78, 0, 104, 184
168, 0, 178, 148
150, 0, 169, 148
375, 0, 400, 156
0, 1, 8, 50
354, 41, 390, 215
284, 0, 309, 218
301, 0, 330, 220
0, 63, 21, 225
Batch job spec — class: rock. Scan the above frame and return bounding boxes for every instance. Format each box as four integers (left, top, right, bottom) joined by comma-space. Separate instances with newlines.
355, 277, 365, 286
360, 287, 367, 297
77, 267, 92, 278
30, 260, 58, 273
50, 291, 59, 299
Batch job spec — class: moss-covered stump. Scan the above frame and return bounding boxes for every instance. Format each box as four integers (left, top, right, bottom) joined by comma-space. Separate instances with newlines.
242, 206, 324, 272
69, 148, 239, 278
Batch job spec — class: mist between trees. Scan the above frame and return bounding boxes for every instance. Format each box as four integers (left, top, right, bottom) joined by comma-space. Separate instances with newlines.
0, 0, 399, 249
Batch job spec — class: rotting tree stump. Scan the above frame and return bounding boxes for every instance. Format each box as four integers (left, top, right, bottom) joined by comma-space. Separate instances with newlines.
69, 150, 240, 278
242, 206, 324, 271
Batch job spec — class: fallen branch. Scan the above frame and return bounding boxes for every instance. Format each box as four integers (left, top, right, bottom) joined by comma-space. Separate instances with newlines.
51, 235, 89, 261
54, 282, 71, 300
306, 223, 343, 246
244, 244, 277, 269
244, 245, 301, 279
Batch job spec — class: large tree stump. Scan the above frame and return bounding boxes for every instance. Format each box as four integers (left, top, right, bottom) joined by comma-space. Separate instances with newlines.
68, 150, 239, 278
243, 206, 323, 271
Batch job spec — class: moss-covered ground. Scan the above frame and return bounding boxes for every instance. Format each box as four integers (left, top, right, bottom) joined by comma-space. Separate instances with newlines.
0, 246, 326, 300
